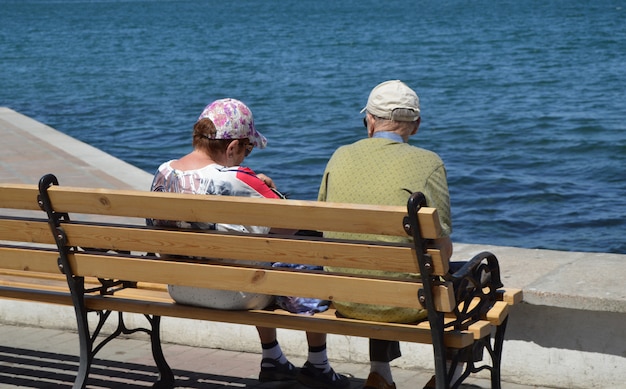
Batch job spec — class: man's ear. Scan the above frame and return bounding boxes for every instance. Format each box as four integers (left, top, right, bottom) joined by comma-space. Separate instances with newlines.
366, 113, 375, 138
411, 117, 421, 135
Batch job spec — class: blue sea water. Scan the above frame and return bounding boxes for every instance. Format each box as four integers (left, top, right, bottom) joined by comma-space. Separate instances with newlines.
1, 0, 625, 253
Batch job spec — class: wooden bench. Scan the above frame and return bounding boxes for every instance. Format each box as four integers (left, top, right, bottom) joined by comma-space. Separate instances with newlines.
1, 173, 522, 389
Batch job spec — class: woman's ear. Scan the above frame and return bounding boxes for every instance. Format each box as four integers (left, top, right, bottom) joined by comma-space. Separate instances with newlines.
224, 139, 241, 165
226, 139, 239, 156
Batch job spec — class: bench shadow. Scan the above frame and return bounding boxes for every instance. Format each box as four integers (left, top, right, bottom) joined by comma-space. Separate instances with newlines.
0, 346, 488, 389
0, 345, 333, 388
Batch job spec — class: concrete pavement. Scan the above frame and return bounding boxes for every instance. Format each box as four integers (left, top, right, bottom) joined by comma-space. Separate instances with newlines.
0, 323, 549, 389
0, 106, 153, 190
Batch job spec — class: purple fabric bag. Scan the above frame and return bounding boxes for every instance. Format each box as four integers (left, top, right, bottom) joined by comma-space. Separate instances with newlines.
271, 262, 330, 315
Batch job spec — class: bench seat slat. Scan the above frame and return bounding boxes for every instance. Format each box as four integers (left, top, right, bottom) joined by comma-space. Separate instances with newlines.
0, 281, 472, 348
0, 286, 73, 306
417, 318, 493, 341
83, 294, 473, 348
485, 301, 510, 326
0, 269, 473, 349
425, 316, 494, 339
0, 279, 70, 295
497, 288, 523, 305
0, 271, 105, 289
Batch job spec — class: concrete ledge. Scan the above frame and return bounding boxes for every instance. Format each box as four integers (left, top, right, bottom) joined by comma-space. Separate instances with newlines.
452, 243, 626, 313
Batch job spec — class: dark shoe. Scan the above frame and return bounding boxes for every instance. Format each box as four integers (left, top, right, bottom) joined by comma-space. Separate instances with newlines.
296, 361, 350, 389
423, 365, 465, 389
363, 372, 396, 389
258, 358, 298, 382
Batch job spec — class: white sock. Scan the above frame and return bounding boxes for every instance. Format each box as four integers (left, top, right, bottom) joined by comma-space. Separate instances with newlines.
307, 345, 331, 372
261, 340, 288, 365
308, 344, 344, 382
370, 361, 393, 384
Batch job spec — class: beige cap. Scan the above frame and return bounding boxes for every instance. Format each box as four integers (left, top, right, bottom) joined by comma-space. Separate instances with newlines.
360, 80, 420, 122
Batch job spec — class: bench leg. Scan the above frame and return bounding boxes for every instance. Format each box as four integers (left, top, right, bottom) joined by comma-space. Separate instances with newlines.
490, 316, 508, 389
148, 315, 176, 388
68, 277, 93, 389
68, 289, 175, 388
430, 311, 452, 389
433, 355, 451, 389
72, 352, 91, 389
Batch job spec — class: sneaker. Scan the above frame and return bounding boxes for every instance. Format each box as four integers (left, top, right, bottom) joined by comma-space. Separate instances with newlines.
296, 361, 350, 389
258, 358, 298, 382
364, 372, 396, 389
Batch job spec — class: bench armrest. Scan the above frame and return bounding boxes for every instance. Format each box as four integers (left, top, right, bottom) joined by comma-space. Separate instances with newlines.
448, 251, 505, 321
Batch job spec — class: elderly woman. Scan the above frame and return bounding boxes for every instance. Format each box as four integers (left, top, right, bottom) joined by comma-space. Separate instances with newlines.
149, 98, 349, 389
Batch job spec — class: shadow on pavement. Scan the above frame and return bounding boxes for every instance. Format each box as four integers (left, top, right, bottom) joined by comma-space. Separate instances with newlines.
0, 346, 486, 389
0, 345, 313, 388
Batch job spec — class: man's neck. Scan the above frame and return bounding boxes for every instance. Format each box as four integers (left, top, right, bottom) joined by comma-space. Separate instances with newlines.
372, 131, 405, 143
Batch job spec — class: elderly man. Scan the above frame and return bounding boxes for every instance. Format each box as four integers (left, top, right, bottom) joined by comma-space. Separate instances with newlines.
318, 80, 453, 389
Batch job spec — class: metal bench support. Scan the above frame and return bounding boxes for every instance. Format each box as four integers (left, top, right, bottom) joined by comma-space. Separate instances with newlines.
38, 174, 175, 389
407, 192, 506, 389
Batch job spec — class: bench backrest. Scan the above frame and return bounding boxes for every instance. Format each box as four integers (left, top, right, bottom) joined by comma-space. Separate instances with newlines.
3, 175, 455, 313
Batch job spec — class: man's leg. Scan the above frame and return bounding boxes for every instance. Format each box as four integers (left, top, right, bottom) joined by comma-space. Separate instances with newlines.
366, 339, 400, 388
296, 332, 350, 388
257, 327, 296, 382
